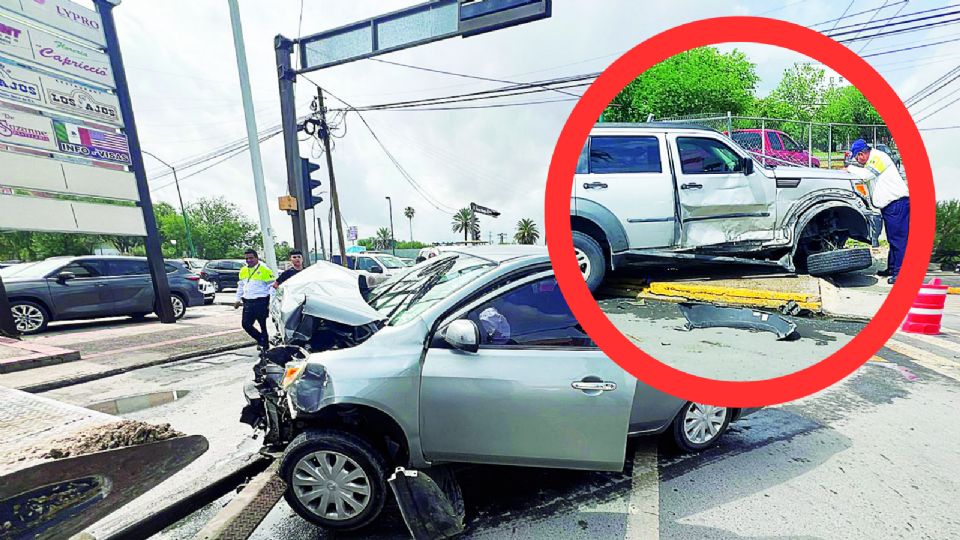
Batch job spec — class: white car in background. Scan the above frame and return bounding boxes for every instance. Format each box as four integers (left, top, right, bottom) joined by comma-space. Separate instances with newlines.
331, 252, 409, 290
198, 278, 216, 305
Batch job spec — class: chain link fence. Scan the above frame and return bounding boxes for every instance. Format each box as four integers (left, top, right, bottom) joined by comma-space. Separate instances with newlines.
650, 113, 893, 170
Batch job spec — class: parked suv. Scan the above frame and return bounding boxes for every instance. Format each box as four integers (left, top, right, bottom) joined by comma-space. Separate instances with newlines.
2, 256, 204, 334
728, 128, 821, 168
200, 259, 244, 291
572, 123, 880, 290
244, 247, 757, 531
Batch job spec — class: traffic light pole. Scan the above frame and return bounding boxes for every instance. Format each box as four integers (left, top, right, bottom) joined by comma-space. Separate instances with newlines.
275, 35, 310, 261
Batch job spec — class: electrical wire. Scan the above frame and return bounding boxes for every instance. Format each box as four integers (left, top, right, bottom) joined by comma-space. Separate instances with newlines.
858, 1, 906, 53
809, 0, 908, 28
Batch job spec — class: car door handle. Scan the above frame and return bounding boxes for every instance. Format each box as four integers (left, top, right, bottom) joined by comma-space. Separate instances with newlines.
680, 182, 703, 190
582, 182, 608, 190
571, 381, 617, 392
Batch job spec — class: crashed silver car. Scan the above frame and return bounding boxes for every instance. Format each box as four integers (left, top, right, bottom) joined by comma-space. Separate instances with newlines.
243, 247, 756, 531
572, 123, 882, 290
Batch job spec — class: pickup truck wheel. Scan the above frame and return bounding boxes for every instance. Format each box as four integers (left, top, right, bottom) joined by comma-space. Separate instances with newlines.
281, 429, 387, 531
806, 248, 872, 277
572, 230, 605, 292
671, 403, 731, 453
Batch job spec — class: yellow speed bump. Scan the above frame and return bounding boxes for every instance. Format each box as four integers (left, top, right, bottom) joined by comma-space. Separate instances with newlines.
641, 281, 822, 311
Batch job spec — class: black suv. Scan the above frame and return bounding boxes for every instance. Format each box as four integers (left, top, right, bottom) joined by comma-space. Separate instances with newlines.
200, 259, 245, 291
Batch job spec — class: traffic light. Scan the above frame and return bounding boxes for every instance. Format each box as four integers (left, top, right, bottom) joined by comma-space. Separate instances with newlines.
300, 158, 323, 209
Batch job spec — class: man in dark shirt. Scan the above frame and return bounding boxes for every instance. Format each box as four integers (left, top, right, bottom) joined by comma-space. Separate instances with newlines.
274, 250, 304, 289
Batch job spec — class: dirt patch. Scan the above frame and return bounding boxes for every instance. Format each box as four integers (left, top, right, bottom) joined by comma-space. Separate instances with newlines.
3, 420, 184, 470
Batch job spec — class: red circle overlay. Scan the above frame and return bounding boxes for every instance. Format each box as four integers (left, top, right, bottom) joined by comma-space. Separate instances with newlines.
545, 17, 935, 407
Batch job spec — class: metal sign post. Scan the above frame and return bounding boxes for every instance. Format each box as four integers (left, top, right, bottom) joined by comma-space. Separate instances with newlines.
95, 0, 174, 323
274, 0, 550, 260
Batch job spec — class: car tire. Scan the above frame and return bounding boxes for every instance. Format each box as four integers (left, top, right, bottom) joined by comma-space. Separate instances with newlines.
671, 403, 732, 453
280, 429, 388, 531
10, 300, 49, 335
806, 248, 872, 277
159, 294, 187, 320
572, 230, 606, 292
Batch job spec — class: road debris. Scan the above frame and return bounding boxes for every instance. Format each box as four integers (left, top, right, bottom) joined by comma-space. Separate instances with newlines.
5, 420, 183, 466
389, 467, 465, 540
678, 303, 800, 340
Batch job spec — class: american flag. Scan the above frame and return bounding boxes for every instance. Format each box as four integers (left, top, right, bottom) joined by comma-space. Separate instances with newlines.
80, 128, 128, 152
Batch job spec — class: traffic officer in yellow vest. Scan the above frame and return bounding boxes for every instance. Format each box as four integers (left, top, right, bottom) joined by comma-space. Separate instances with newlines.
233, 248, 275, 348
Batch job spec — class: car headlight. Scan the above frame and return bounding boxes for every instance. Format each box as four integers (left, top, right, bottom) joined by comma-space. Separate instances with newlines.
852, 180, 870, 201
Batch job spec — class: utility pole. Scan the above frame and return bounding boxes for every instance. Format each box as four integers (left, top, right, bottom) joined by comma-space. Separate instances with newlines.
143, 150, 196, 258
385, 196, 396, 255
228, 0, 277, 270
316, 89, 348, 266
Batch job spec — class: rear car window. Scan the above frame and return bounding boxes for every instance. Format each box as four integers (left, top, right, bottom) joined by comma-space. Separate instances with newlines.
107, 259, 150, 276
588, 136, 662, 174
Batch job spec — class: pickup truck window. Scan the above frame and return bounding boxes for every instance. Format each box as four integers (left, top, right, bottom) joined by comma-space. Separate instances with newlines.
588, 136, 662, 174
731, 132, 762, 152
677, 137, 743, 174
467, 277, 594, 348
767, 132, 784, 151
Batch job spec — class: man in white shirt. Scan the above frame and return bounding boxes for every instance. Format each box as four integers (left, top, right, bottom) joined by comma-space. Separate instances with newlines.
848, 139, 909, 284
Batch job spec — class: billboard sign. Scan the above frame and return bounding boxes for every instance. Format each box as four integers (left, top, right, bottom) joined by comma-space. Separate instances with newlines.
348, 225, 358, 241
0, 105, 56, 150
0, 56, 121, 124
0, 12, 113, 88
53, 119, 129, 164
0, 148, 138, 200
0, 0, 105, 47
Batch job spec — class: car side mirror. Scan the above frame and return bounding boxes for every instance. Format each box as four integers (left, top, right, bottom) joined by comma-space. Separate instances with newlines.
369, 265, 383, 274
742, 157, 754, 175
444, 319, 479, 353
57, 271, 76, 283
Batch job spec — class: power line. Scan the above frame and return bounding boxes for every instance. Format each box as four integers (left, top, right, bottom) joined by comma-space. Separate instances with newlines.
904, 64, 960, 106
861, 36, 960, 59
916, 93, 960, 123
369, 58, 581, 98
810, 0, 908, 28
858, 1, 907, 53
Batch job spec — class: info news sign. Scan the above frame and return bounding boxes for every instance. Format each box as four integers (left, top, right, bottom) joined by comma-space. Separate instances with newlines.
298, 0, 551, 72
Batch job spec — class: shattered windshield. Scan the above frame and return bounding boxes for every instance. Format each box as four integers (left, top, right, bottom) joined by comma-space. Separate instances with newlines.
368, 254, 497, 325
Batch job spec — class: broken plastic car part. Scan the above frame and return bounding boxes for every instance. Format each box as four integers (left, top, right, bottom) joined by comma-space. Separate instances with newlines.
678, 302, 799, 340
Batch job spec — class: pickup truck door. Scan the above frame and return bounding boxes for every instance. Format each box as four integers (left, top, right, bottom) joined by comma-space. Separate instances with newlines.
573, 134, 676, 249
420, 274, 636, 471
668, 134, 776, 247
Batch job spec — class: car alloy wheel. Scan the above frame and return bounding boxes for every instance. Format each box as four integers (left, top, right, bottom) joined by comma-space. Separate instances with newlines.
170, 295, 185, 319
11, 303, 45, 333
291, 450, 372, 522
574, 247, 591, 281
683, 403, 727, 444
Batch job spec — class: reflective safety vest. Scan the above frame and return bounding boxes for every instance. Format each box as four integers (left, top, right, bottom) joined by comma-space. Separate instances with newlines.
238, 263, 274, 283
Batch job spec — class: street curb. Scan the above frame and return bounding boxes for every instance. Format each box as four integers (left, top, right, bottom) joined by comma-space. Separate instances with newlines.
19, 341, 251, 394
641, 281, 822, 312
192, 461, 284, 540
100, 454, 272, 540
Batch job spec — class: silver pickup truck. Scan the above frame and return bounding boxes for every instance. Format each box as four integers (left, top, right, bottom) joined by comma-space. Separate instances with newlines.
571, 123, 881, 290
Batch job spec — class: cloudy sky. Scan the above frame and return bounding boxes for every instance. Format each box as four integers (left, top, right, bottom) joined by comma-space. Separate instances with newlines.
82, 0, 959, 249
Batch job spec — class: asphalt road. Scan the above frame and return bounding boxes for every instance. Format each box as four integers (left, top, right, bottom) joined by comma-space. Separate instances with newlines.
32, 291, 960, 539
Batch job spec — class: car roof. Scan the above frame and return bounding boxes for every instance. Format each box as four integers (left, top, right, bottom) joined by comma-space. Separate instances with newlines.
592, 121, 719, 133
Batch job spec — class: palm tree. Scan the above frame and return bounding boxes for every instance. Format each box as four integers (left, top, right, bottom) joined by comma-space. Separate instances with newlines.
514, 218, 540, 245
374, 227, 392, 250
404, 206, 415, 242
451, 208, 478, 242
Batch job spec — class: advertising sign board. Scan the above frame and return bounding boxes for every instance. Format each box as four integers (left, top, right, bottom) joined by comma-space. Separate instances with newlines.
0, 56, 121, 124
0, 105, 56, 150
53, 119, 129, 164
0, 13, 113, 88
0, 0, 105, 46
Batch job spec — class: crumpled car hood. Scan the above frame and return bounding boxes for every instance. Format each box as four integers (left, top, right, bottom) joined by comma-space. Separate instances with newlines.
275, 261, 385, 331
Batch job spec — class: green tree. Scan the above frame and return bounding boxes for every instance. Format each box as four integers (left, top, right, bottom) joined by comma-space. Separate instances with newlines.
275, 241, 294, 262
403, 206, 415, 242
514, 218, 540, 245
604, 47, 758, 121
30, 233, 103, 259
374, 227, 392, 250
767, 63, 825, 121
451, 208, 478, 242
816, 85, 883, 149
0, 231, 36, 261
186, 197, 260, 259
935, 200, 960, 266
